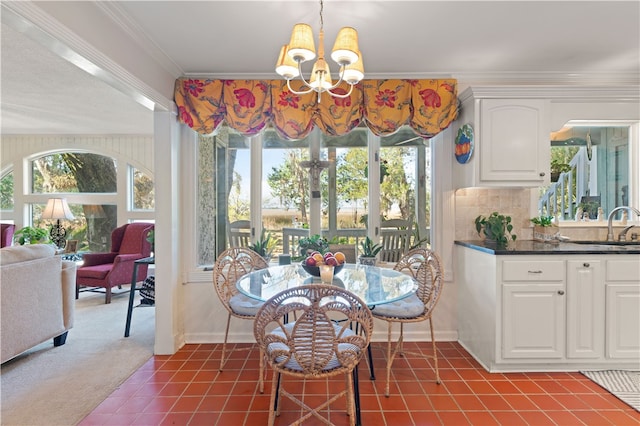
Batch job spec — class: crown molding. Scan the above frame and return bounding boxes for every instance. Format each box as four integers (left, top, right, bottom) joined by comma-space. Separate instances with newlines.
459, 85, 640, 102
95, 2, 184, 78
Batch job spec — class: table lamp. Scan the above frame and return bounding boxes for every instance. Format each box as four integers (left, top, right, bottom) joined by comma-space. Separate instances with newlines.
42, 198, 75, 249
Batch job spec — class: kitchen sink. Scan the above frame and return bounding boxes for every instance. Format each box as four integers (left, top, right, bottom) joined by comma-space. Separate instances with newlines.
568, 240, 640, 246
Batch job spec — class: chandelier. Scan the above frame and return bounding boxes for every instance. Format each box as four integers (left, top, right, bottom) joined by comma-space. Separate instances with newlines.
275, 0, 364, 102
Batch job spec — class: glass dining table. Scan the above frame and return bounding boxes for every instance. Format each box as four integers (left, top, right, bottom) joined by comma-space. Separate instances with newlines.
235, 263, 418, 308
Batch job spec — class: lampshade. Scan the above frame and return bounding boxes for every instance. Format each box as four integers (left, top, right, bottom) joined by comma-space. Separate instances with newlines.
42, 198, 75, 220
84, 204, 106, 219
309, 59, 333, 90
287, 23, 316, 62
276, 45, 300, 79
330, 27, 359, 65
342, 50, 364, 84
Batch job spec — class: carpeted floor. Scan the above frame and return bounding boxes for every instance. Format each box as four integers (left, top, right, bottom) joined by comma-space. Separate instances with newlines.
1, 287, 155, 426
582, 370, 640, 412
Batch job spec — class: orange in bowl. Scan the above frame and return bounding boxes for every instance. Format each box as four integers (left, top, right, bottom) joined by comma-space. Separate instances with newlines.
334, 252, 346, 264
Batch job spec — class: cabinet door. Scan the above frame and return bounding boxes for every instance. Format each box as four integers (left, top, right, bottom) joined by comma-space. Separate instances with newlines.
566, 260, 604, 359
606, 284, 640, 359
480, 99, 549, 183
502, 283, 564, 358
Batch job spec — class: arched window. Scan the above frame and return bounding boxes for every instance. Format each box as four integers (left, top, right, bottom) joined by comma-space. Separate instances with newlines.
1, 148, 154, 252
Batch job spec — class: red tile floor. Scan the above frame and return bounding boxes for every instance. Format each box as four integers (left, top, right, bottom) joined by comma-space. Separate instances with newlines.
80, 341, 639, 425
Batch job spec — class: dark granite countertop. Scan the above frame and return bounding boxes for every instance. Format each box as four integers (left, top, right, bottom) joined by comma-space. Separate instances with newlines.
455, 240, 640, 255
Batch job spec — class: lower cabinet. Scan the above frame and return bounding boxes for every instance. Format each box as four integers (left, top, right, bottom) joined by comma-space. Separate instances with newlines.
566, 260, 605, 359
457, 246, 639, 372
501, 260, 565, 359
605, 259, 640, 359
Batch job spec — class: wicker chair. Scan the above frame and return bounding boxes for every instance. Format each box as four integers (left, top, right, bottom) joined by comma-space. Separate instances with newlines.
254, 284, 373, 426
212, 247, 269, 392
371, 248, 444, 397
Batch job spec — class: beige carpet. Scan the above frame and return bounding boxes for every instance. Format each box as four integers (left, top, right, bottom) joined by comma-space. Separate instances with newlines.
1, 288, 155, 425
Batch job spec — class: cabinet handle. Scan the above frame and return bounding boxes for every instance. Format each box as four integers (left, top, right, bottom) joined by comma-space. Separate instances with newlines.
539, 172, 545, 177
528, 270, 543, 274
583, 263, 590, 267
558, 290, 565, 295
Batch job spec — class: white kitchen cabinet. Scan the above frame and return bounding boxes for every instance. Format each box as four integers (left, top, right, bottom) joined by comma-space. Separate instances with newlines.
452, 88, 550, 188
501, 260, 565, 359
605, 259, 640, 359
502, 283, 564, 359
566, 260, 604, 359
456, 243, 640, 372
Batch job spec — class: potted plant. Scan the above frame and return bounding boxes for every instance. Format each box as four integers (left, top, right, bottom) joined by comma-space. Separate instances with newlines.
249, 229, 277, 262
297, 234, 328, 257
474, 212, 517, 247
530, 215, 559, 243
328, 236, 356, 264
359, 236, 383, 266
579, 200, 600, 220
13, 226, 50, 245
550, 159, 571, 182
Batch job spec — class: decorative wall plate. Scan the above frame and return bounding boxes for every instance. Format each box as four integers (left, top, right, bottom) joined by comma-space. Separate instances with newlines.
455, 124, 474, 164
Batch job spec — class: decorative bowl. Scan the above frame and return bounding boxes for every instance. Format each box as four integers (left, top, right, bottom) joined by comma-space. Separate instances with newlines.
300, 262, 344, 277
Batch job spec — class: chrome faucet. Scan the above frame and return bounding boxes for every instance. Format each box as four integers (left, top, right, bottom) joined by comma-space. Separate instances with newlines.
607, 206, 640, 241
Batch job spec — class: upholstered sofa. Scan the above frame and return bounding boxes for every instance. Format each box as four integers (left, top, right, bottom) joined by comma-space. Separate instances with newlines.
1, 244, 77, 363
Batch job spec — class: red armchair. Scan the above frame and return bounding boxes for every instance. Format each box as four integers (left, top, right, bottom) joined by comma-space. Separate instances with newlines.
76, 223, 154, 304
1, 224, 15, 247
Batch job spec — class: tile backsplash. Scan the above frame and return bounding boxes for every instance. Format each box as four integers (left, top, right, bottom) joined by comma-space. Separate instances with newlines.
454, 188, 635, 242
455, 188, 532, 241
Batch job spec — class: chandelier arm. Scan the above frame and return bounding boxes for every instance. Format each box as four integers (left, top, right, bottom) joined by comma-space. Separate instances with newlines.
286, 78, 315, 96
326, 83, 355, 99
321, 64, 348, 92
287, 60, 323, 95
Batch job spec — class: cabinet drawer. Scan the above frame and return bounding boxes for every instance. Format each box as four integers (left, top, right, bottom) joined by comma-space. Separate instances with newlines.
502, 260, 564, 281
606, 259, 640, 281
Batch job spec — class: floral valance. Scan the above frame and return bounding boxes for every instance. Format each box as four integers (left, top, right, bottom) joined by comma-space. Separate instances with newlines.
174, 78, 458, 140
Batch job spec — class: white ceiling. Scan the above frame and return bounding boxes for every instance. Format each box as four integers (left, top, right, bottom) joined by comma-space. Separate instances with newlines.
1, 1, 639, 135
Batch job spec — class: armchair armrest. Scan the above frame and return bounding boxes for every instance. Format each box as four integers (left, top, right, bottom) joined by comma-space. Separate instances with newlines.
113, 253, 146, 264
81, 252, 118, 266
110, 254, 149, 285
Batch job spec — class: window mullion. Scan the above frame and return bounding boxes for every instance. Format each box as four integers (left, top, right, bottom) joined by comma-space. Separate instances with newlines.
250, 133, 263, 242
367, 132, 381, 239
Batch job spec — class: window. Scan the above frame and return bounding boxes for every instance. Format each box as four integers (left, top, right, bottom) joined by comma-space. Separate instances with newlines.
132, 167, 155, 211
540, 123, 633, 220
1, 172, 14, 211
195, 124, 432, 267
2, 149, 154, 252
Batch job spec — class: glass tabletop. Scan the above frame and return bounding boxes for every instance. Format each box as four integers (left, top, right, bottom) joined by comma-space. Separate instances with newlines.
236, 263, 418, 307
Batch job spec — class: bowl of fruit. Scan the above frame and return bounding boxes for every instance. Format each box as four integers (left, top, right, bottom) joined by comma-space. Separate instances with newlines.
301, 251, 346, 277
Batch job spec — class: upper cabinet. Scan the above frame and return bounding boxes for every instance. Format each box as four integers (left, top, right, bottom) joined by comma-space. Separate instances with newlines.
452, 86, 640, 190
479, 98, 549, 184
453, 88, 550, 188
